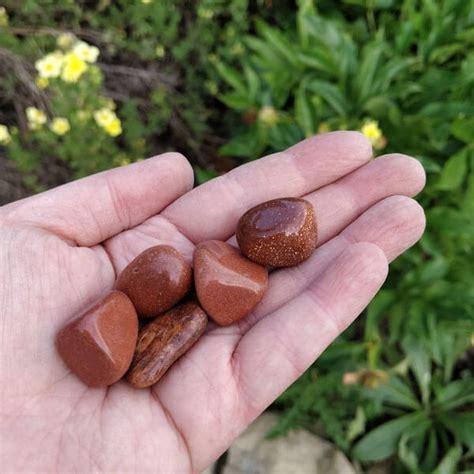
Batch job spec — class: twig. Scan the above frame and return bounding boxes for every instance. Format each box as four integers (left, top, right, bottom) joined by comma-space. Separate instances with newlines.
8, 27, 104, 45
98, 63, 178, 88
0, 47, 50, 134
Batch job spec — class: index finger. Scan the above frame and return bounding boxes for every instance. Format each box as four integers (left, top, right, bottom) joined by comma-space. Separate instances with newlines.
162, 131, 372, 243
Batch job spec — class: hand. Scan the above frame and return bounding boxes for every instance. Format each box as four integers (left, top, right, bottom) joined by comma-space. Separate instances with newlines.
0, 132, 425, 472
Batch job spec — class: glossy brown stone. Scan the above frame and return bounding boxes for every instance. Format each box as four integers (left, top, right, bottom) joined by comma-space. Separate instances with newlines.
127, 301, 208, 388
236, 197, 317, 267
56, 290, 138, 387
194, 240, 268, 326
116, 245, 192, 319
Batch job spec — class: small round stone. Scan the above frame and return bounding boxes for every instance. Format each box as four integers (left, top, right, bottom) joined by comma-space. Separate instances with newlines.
116, 245, 192, 319
56, 290, 138, 387
194, 240, 268, 326
236, 197, 317, 267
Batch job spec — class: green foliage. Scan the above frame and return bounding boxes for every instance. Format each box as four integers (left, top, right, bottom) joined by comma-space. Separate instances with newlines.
214, 0, 474, 471
1, 0, 473, 471
0, 1, 271, 183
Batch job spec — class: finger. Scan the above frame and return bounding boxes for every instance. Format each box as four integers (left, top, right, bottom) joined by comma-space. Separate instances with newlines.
226, 152, 425, 248
232, 242, 388, 418
239, 195, 425, 333
308, 153, 425, 245
162, 131, 372, 242
0, 153, 194, 247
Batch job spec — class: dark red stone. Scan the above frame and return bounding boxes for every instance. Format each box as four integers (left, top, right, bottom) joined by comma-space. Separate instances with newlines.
56, 290, 138, 387
236, 197, 317, 267
116, 245, 192, 319
194, 240, 268, 326
127, 301, 208, 388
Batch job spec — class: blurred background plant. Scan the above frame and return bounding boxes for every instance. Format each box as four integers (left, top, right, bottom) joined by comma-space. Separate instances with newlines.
0, 0, 473, 472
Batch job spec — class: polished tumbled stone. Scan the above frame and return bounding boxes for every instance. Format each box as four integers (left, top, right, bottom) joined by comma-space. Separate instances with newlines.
194, 240, 268, 326
116, 245, 192, 319
237, 197, 317, 267
56, 290, 138, 387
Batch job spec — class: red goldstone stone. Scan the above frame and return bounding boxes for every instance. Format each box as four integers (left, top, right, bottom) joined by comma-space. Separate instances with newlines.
194, 240, 268, 326
56, 290, 138, 387
116, 245, 192, 319
236, 197, 317, 267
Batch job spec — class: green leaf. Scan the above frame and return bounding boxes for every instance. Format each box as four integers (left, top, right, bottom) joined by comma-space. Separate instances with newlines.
255, 20, 297, 66
295, 85, 314, 137
422, 428, 439, 472
194, 167, 218, 184
365, 289, 396, 341
451, 117, 474, 144
402, 336, 432, 405
432, 445, 462, 474
418, 257, 449, 283
463, 161, 474, 214
436, 149, 468, 190
219, 92, 253, 111
366, 376, 421, 411
435, 379, 474, 410
427, 208, 474, 235
346, 406, 366, 442
307, 80, 347, 117
398, 434, 420, 473
438, 412, 474, 450
352, 413, 429, 462
215, 62, 247, 95
219, 130, 262, 159
243, 64, 260, 103
354, 42, 385, 103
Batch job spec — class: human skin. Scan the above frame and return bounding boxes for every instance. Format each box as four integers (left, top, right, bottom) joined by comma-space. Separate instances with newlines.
0, 131, 426, 473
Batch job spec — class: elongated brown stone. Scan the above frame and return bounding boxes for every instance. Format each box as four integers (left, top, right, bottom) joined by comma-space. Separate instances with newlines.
116, 245, 192, 319
127, 302, 208, 388
56, 290, 138, 387
194, 240, 268, 326
236, 197, 317, 267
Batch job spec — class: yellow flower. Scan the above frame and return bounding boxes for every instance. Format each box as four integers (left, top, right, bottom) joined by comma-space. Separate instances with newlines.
94, 108, 122, 137
26, 107, 47, 130
0, 124, 12, 145
50, 117, 70, 135
198, 7, 214, 19
119, 157, 131, 166
76, 110, 91, 122
0, 7, 8, 27
103, 117, 122, 137
104, 99, 116, 110
317, 122, 331, 134
258, 106, 279, 126
35, 52, 64, 79
205, 80, 218, 96
72, 41, 100, 63
57, 33, 75, 49
231, 43, 244, 56
35, 77, 49, 89
361, 120, 382, 144
61, 52, 88, 82
94, 107, 116, 127
155, 45, 165, 58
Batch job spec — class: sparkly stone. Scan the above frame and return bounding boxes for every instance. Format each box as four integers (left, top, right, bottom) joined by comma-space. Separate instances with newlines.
194, 240, 268, 326
116, 245, 192, 319
236, 197, 317, 267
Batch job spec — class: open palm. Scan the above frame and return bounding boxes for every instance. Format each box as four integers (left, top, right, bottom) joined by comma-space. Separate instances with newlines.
0, 132, 426, 473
